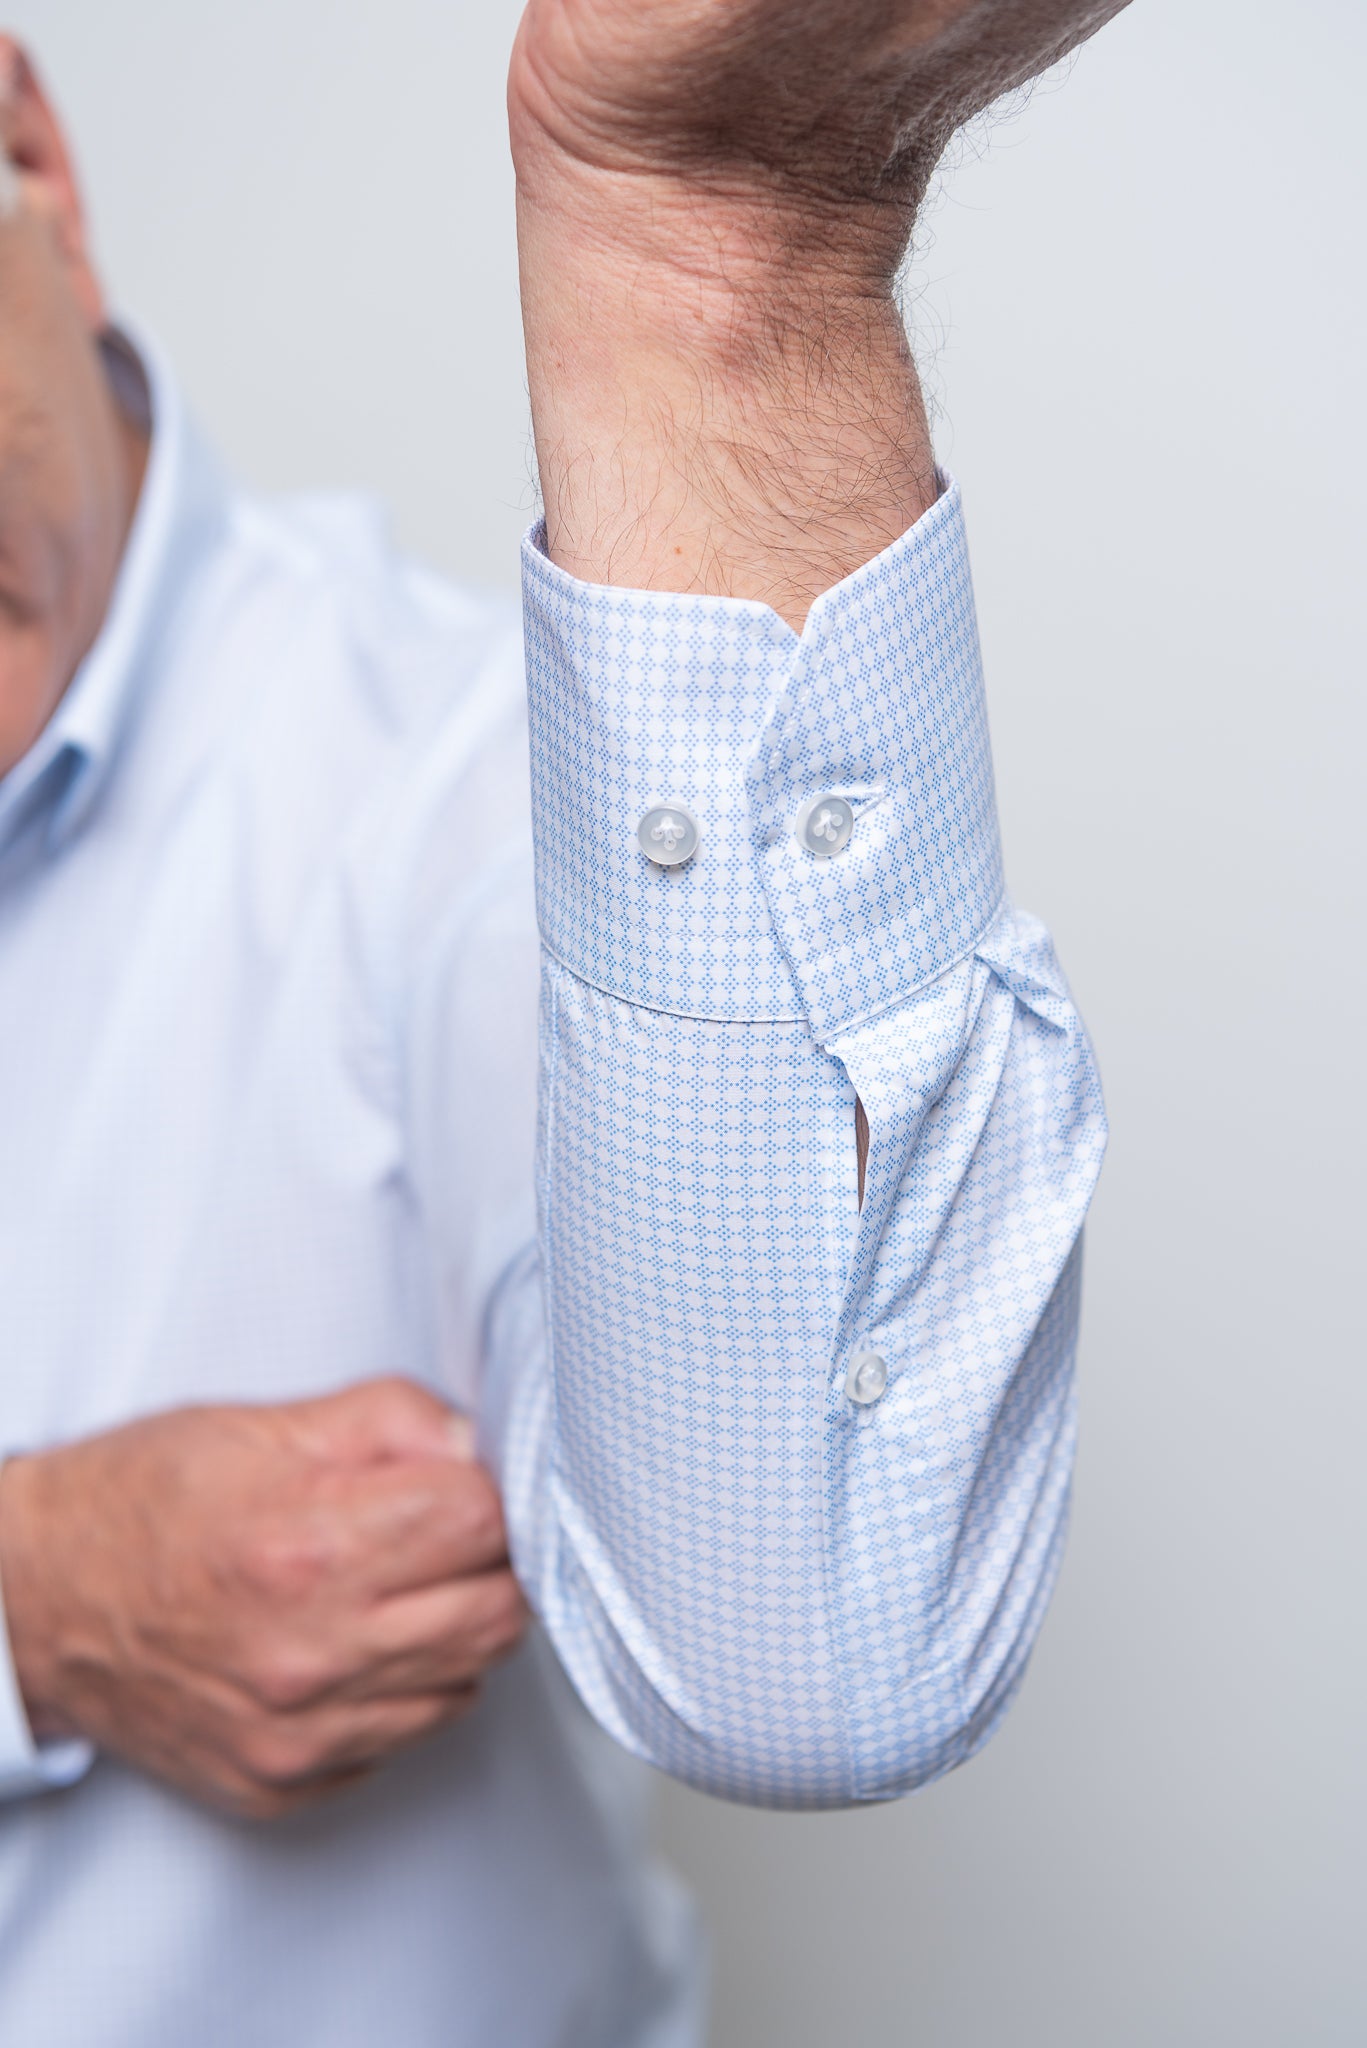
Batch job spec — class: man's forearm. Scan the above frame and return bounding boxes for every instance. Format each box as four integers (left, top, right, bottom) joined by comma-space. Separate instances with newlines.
495, 0, 1119, 1809
511, 0, 1125, 623
515, 162, 936, 627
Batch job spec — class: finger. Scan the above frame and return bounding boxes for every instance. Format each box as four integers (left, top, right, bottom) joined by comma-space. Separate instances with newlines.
302, 1687, 481, 1779
289, 1377, 473, 1469
324, 1455, 510, 1599
444, 1410, 475, 1460
243, 1688, 481, 1792
336, 1570, 529, 1700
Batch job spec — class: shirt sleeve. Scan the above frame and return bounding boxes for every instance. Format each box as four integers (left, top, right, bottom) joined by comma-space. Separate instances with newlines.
456, 481, 1105, 1809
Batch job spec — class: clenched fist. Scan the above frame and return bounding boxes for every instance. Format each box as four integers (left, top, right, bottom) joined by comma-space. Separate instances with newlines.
0, 1380, 527, 1819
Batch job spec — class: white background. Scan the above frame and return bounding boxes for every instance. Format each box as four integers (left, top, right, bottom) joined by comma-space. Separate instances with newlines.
11, 1, 1364, 2039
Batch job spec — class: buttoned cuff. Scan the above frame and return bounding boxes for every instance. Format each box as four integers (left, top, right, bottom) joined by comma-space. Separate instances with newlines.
522, 478, 1003, 1039
0, 1466, 92, 1801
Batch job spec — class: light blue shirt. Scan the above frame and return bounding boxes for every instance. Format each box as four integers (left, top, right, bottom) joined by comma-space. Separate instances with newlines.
0, 332, 1105, 2044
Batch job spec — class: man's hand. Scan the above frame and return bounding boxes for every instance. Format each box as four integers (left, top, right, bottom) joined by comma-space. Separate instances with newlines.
0, 1380, 527, 1819
511, 0, 1127, 232
510, 0, 1128, 622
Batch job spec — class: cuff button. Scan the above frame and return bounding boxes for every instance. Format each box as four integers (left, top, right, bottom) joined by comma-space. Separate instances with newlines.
637, 802, 701, 868
795, 793, 854, 858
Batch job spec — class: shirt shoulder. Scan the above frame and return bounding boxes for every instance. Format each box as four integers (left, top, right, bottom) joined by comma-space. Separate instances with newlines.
218, 483, 522, 748
138, 473, 530, 976
227, 485, 535, 977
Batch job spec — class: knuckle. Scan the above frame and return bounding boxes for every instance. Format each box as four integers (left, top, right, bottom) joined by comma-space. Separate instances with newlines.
243, 1644, 330, 1713
356, 1374, 407, 1421
451, 1471, 505, 1559
240, 1722, 323, 1789
367, 1373, 417, 1404
368, 1375, 443, 1433
234, 1519, 336, 1602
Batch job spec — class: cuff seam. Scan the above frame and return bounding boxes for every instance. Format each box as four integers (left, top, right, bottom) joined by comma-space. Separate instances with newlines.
538, 891, 1006, 1033
537, 937, 805, 1025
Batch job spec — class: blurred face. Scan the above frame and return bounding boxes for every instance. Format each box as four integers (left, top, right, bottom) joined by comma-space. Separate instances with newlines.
0, 37, 146, 778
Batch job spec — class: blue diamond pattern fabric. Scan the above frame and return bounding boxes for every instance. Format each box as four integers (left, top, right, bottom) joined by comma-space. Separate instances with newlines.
483, 480, 1108, 1808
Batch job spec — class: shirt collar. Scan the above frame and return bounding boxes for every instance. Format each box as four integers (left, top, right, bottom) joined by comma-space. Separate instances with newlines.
0, 321, 228, 856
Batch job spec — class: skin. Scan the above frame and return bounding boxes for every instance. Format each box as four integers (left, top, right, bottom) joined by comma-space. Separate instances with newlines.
510, 0, 1129, 623
0, 46, 526, 1825
0, 1387, 526, 1820
0, 41, 147, 776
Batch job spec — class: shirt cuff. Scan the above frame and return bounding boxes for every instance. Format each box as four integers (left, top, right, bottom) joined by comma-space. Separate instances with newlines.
522, 476, 1004, 1038
0, 1466, 93, 1800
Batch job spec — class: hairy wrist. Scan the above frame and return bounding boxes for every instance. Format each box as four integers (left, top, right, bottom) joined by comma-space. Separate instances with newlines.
512, 115, 913, 292
509, 0, 1131, 617
516, 151, 935, 622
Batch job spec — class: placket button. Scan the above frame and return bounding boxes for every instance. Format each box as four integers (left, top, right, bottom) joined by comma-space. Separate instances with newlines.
845, 1351, 888, 1406
795, 793, 854, 858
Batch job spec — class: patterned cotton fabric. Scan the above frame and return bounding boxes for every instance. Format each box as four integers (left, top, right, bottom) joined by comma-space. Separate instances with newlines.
490, 485, 1108, 1807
